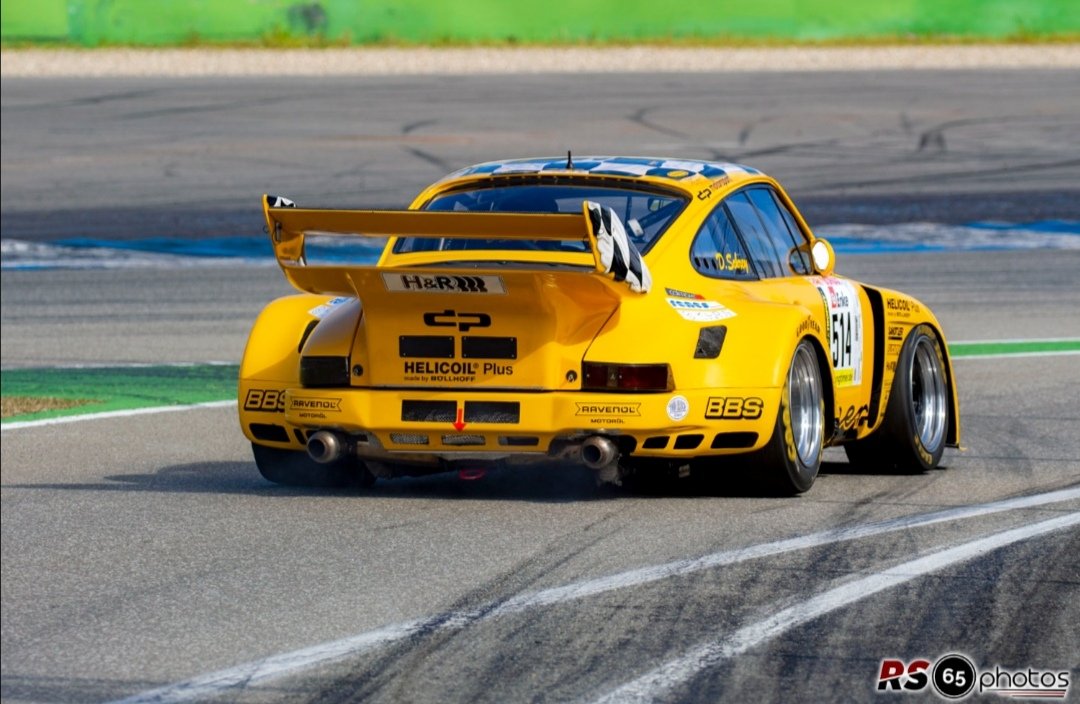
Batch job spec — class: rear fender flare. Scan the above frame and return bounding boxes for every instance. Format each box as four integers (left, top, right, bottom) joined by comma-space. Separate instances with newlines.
240, 294, 329, 383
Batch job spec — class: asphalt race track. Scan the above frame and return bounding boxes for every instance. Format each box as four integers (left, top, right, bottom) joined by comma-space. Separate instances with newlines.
2, 71, 1079, 703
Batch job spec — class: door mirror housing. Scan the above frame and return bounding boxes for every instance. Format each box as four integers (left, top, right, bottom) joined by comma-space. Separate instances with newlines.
810, 239, 835, 276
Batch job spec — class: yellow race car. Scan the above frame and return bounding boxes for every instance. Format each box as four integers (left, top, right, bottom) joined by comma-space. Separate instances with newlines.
239, 156, 959, 494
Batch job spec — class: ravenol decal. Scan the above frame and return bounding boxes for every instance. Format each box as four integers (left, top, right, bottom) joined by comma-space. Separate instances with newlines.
289, 396, 341, 412
576, 403, 641, 416
383, 273, 506, 294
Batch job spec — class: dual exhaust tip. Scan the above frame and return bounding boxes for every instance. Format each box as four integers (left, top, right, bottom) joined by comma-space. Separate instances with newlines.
308, 430, 620, 469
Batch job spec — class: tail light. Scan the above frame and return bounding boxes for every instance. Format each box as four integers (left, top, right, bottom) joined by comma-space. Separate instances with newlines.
581, 362, 673, 392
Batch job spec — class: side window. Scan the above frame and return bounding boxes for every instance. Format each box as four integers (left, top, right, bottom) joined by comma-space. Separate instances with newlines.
690, 206, 756, 280
747, 188, 811, 275
773, 191, 813, 274
725, 191, 785, 278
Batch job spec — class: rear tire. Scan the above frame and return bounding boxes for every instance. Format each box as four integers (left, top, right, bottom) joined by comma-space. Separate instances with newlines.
844, 324, 949, 473
252, 443, 374, 488
750, 340, 825, 495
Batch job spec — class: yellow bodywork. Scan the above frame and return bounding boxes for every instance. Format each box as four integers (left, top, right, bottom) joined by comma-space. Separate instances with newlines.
239, 162, 960, 466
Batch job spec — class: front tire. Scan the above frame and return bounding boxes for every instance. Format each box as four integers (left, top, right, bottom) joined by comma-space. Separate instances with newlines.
844, 324, 949, 472
752, 340, 825, 495
252, 443, 374, 488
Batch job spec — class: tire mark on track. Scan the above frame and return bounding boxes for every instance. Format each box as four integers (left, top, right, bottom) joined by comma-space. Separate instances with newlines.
627, 107, 733, 162
1, 88, 160, 111
403, 119, 438, 134
813, 157, 1080, 191
308, 511, 623, 703
402, 146, 454, 173
108, 486, 1080, 704
590, 512, 1080, 704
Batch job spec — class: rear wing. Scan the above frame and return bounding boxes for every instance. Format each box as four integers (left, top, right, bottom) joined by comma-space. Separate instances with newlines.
262, 195, 651, 295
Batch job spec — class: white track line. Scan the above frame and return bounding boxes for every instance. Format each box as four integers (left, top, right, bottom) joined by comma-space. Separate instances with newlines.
950, 337, 1080, 345
109, 486, 1080, 704
592, 511, 1080, 704
0, 400, 236, 431
952, 350, 1080, 361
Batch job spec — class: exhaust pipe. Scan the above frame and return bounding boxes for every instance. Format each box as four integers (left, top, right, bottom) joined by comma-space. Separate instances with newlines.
307, 430, 345, 464
581, 435, 619, 469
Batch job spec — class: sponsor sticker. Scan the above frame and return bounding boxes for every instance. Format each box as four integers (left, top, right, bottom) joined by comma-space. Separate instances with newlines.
811, 276, 863, 387
289, 396, 341, 412
705, 397, 763, 420
383, 273, 506, 295
288, 395, 342, 420
423, 309, 491, 331
667, 297, 737, 323
886, 296, 920, 318
401, 360, 513, 384
307, 296, 352, 319
664, 287, 704, 300
243, 388, 285, 413
666, 395, 689, 421
575, 403, 641, 417
837, 403, 870, 431
796, 316, 822, 338
695, 175, 732, 200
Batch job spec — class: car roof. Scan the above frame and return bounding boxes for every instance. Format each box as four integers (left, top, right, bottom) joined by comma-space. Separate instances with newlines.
435, 156, 767, 194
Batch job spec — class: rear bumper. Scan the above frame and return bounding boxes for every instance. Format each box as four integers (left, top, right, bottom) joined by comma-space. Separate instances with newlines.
240, 382, 781, 461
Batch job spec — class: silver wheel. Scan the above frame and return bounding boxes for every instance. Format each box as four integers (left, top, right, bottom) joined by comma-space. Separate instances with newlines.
789, 342, 824, 466
910, 334, 947, 453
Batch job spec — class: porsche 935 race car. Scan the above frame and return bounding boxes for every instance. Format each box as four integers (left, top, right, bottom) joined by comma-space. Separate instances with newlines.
239, 156, 959, 494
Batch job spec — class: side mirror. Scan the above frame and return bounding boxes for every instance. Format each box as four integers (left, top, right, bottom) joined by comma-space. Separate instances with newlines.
810, 239, 835, 276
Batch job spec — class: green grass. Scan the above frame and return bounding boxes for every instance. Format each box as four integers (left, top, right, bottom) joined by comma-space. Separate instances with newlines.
0, 365, 238, 423
3, 0, 1078, 47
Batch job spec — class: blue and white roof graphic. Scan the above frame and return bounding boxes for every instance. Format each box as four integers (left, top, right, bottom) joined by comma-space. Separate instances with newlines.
443, 156, 762, 183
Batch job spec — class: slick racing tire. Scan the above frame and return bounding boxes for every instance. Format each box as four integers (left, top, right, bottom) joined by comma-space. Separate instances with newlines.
752, 340, 825, 495
252, 443, 374, 488
844, 324, 949, 473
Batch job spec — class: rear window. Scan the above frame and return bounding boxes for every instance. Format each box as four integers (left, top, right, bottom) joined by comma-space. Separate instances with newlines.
394, 183, 688, 254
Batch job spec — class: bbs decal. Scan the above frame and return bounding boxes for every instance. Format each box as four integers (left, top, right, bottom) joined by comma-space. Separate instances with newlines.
244, 388, 285, 413
705, 397, 763, 420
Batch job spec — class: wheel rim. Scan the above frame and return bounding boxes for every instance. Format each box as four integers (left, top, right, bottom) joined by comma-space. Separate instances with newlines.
910, 334, 948, 452
788, 343, 823, 466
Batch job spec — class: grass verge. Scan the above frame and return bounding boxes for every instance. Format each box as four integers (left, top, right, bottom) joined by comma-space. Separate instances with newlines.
0, 364, 238, 423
